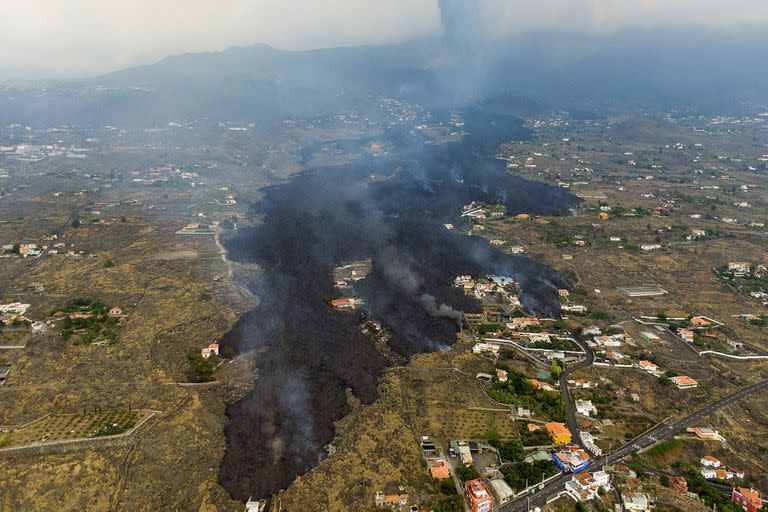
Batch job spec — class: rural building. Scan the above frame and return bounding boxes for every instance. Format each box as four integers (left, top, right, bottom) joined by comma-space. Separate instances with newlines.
670, 476, 687, 493
671, 375, 698, 389
331, 298, 356, 310
524, 450, 550, 464
496, 368, 508, 382
530, 379, 556, 392
552, 446, 590, 473
545, 422, 572, 445
201, 343, 220, 359
472, 343, 500, 357
622, 492, 651, 511
464, 479, 493, 512
638, 360, 659, 373
488, 477, 515, 506
575, 399, 597, 417
678, 329, 695, 343
728, 262, 751, 276
687, 427, 724, 441
373, 491, 408, 509
732, 488, 763, 512
515, 405, 532, 418
245, 498, 263, 512
508, 317, 540, 330
451, 440, 474, 466
640, 331, 661, 342
701, 455, 721, 468
582, 326, 601, 336
568, 378, 598, 389
427, 458, 451, 480
618, 286, 668, 298
565, 471, 611, 501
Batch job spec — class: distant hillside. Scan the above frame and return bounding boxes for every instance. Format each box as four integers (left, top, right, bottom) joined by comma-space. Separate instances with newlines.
2, 28, 768, 127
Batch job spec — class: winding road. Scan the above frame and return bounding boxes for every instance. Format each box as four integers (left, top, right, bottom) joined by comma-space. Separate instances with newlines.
500, 376, 768, 512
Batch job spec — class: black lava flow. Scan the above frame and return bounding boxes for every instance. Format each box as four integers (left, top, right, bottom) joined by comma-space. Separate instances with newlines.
218, 114, 579, 500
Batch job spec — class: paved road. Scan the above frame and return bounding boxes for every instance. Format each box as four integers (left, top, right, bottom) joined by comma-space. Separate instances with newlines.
557, 335, 594, 452
499, 378, 768, 512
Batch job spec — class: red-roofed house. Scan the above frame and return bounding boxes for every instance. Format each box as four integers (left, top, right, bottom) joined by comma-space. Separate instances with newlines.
733, 488, 763, 512
670, 476, 687, 493
201, 343, 220, 359
465, 479, 493, 512
671, 375, 698, 389
427, 458, 451, 480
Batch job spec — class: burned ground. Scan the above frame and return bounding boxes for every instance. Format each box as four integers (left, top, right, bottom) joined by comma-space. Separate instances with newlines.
219, 115, 578, 500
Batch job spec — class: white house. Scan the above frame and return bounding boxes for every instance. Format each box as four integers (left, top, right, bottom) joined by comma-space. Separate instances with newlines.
622, 492, 650, 511
566, 471, 611, 502
575, 399, 597, 417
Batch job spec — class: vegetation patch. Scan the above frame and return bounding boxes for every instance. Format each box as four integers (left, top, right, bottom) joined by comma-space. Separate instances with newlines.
53, 298, 123, 345
186, 349, 219, 382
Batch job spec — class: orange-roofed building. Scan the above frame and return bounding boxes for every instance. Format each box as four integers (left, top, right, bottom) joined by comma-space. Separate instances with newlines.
686, 427, 723, 441
464, 479, 493, 512
509, 317, 540, 330
331, 298, 351, 307
528, 379, 556, 392
715, 469, 730, 480
528, 423, 541, 432
671, 375, 698, 389
733, 488, 763, 512
545, 422, 572, 445
428, 458, 451, 480
670, 476, 687, 493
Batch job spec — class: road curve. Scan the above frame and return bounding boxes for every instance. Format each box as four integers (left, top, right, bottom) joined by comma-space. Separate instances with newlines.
500, 377, 768, 512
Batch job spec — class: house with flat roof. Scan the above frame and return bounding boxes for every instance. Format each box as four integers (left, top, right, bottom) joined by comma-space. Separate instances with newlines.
575, 399, 597, 417
687, 426, 723, 441
565, 471, 611, 501
464, 479, 493, 512
488, 477, 515, 506
622, 492, 651, 511
553, 446, 590, 473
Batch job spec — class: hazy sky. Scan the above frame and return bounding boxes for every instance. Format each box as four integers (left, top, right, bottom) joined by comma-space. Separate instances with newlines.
3, 0, 768, 78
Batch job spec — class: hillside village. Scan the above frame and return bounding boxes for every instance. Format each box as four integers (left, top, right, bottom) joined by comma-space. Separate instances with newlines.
1, 96, 767, 512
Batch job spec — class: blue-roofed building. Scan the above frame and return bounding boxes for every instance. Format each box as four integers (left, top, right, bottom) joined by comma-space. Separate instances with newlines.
553, 446, 590, 473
